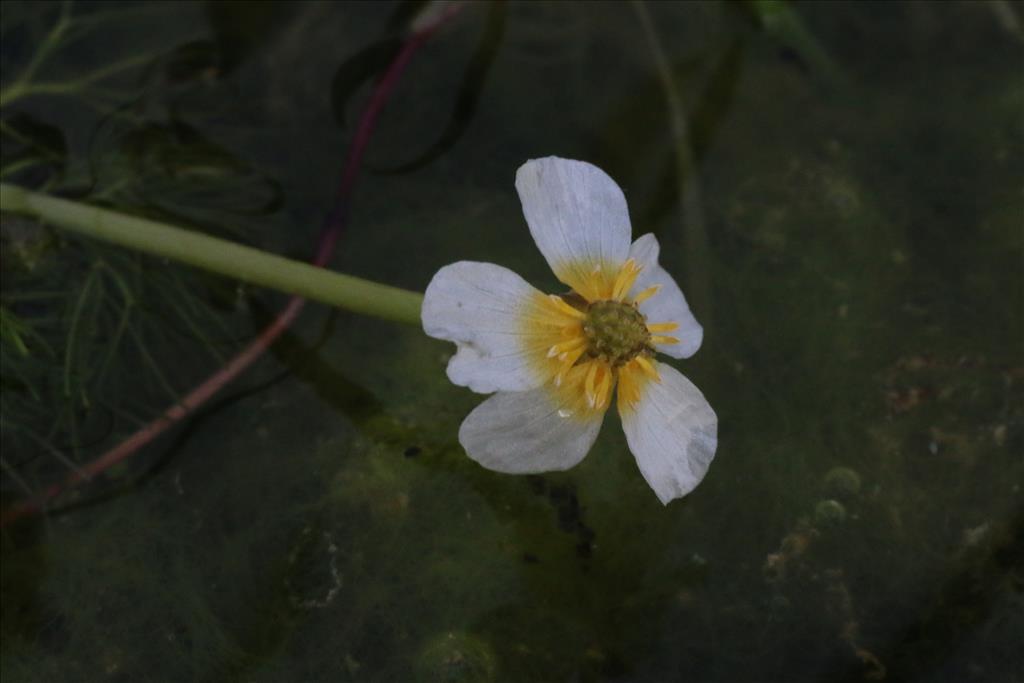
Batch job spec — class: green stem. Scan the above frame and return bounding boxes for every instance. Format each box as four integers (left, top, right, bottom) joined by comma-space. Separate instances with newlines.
0, 183, 424, 326
748, 0, 844, 88
632, 0, 713, 331
0, 51, 160, 108
0, 2, 72, 109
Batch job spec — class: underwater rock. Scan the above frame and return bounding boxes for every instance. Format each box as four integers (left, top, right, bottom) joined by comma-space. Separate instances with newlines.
414, 631, 497, 683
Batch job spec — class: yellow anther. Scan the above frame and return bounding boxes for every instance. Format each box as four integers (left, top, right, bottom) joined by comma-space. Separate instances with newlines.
547, 294, 587, 320
631, 284, 660, 305
616, 363, 643, 410
582, 362, 615, 409
611, 259, 642, 302
547, 337, 585, 358
615, 357, 662, 413
584, 362, 599, 407
594, 366, 613, 408
554, 344, 585, 387
646, 321, 679, 333
559, 345, 585, 368
633, 355, 661, 381
650, 335, 680, 346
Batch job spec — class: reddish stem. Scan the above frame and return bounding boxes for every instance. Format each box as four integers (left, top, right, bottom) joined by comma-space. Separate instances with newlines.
1, 3, 464, 527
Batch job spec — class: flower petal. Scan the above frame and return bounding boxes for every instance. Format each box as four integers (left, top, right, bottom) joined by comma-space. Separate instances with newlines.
628, 233, 703, 358
618, 361, 717, 505
459, 386, 605, 474
515, 157, 632, 298
422, 261, 548, 393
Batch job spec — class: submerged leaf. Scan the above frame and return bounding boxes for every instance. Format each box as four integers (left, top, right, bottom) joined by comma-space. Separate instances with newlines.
1, 113, 68, 185
330, 38, 404, 128
374, 2, 507, 174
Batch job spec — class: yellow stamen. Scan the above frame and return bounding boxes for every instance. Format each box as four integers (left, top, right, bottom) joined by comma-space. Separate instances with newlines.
633, 355, 661, 381
556, 262, 615, 302
584, 362, 600, 407
650, 335, 680, 346
631, 284, 660, 305
646, 321, 679, 333
553, 345, 586, 386
611, 258, 642, 302
616, 358, 659, 413
616, 363, 641, 411
549, 361, 610, 419
576, 361, 612, 410
594, 365, 613, 409
522, 292, 590, 388
547, 336, 585, 358
547, 294, 586, 319
580, 361, 614, 410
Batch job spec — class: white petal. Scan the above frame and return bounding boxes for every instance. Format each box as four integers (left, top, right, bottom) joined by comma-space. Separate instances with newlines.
459, 387, 605, 474
628, 233, 703, 358
515, 157, 632, 291
619, 362, 717, 505
422, 261, 545, 393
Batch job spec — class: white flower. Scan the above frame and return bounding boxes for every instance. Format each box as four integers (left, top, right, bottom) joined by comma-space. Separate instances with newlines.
422, 157, 717, 504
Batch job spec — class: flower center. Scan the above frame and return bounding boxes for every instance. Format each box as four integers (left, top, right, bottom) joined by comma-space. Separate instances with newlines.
582, 300, 650, 366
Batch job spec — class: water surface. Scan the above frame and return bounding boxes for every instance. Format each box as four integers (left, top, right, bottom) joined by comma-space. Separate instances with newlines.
1, 2, 1022, 682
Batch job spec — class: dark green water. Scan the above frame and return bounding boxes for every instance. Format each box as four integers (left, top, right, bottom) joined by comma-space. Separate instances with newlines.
1, 2, 1022, 681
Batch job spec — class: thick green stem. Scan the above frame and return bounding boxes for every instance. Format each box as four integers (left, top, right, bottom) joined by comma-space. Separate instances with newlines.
0, 183, 424, 325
